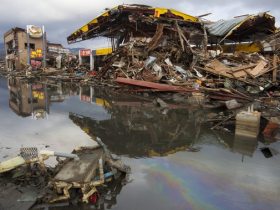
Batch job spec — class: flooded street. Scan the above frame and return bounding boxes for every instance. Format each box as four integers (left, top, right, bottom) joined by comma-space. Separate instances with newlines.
0, 76, 280, 210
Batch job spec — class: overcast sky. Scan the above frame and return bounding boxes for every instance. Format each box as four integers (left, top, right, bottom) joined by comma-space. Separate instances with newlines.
1, 0, 279, 49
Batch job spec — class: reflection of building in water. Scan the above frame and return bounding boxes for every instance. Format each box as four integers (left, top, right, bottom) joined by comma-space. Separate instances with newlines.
79, 86, 110, 107
74, 86, 262, 159
7, 78, 78, 119
212, 129, 259, 160
232, 135, 258, 158
8, 77, 49, 118
48, 83, 67, 103
70, 91, 204, 157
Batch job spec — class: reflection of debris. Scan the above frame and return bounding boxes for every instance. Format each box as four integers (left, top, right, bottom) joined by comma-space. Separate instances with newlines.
69, 98, 204, 158
0, 144, 130, 208
154, 98, 168, 108
260, 147, 273, 158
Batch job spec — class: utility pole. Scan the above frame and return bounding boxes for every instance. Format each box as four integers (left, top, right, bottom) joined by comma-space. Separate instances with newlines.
42, 25, 46, 68
27, 26, 30, 66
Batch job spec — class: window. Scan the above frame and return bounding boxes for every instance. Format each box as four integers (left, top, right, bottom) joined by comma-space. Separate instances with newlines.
24, 43, 35, 50
6, 40, 14, 54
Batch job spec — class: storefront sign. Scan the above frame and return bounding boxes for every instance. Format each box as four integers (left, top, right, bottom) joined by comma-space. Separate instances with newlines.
30, 49, 43, 59
80, 49, 91, 57
27, 25, 43, 38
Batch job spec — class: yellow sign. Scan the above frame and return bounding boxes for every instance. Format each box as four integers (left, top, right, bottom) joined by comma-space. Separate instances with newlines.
32, 91, 44, 100
30, 49, 43, 59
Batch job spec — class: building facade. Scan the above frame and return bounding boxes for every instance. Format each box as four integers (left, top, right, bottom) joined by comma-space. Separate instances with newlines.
4, 27, 43, 71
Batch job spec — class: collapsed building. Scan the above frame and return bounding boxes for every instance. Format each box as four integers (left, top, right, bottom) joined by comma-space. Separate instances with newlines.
47, 42, 75, 69
67, 4, 280, 140
67, 4, 208, 79
66, 5, 279, 88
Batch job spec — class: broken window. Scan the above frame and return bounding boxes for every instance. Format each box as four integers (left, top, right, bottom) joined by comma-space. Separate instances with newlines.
25, 43, 35, 50
6, 40, 14, 54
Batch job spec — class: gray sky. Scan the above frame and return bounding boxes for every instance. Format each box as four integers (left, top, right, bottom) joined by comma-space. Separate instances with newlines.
1, 0, 279, 49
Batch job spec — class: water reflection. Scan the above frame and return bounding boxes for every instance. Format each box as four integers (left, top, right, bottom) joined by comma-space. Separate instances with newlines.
8, 77, 49, 119
70, 86, 268, 160
2, 77, 280, 210
7, 77, 79, 119
7, 77, 278, 159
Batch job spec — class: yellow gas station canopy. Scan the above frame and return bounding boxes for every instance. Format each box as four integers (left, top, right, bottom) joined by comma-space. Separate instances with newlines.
67, 4, 200, 44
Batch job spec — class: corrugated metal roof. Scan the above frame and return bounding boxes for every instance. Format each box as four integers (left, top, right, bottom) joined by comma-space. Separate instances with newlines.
206, 16, 247, 37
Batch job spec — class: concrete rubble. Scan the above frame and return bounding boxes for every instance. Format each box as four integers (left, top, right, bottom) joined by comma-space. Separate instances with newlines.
0, 140, 130, 209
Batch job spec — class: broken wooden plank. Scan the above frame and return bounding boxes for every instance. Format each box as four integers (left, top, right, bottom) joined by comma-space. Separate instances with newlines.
194, 65, 259, 87
231, 69, 248, 78
230, 64, 257, 72
195, 66, 234, 79
273, 55, 278, 82
247, 60, 268, 77
206, 59, 230, 73
148, 24, 164, 51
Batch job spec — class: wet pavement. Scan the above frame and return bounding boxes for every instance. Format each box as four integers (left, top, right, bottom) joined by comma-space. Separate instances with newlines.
0, 76, 280, 210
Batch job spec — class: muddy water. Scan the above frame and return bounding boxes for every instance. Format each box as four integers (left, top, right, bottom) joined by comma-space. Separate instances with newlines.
0, 77, 279, 210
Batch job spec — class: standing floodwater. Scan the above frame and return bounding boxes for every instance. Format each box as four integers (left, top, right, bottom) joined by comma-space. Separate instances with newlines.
0, 77, 279, 210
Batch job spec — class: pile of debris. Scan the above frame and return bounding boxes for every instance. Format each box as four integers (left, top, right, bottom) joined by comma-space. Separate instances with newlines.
65, 6, 279, 94
197, 53, 275, 86
0, 139, 130, 209
91, 10, 206, 83
66, 5, 207, 82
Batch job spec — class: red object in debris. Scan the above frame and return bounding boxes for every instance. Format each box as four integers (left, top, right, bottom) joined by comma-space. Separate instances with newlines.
88, 71, 97, 76
115, 77, 194, 92
263, 121, 279, 139
88, 192, 99, 204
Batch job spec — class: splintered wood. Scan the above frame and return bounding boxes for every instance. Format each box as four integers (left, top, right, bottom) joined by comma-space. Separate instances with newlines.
204, 58, 269, 81
248, 60, 268, 78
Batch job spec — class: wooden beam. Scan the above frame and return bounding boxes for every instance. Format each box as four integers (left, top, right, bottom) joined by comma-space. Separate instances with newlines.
272, 54, 278, 82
